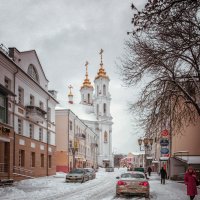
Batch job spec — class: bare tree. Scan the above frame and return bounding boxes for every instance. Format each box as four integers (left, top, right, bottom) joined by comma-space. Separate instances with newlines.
120, 0, 200, 135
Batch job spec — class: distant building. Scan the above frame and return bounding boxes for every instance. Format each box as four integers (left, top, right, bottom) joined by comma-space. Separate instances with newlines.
0, 45, 58, 180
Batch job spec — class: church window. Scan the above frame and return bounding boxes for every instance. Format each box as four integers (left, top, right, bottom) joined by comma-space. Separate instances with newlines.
27, 64, 39, 83
103, 103, 106, 115
104, 131, 108, 143
88, 93, 90, 104
97, 104, 99, 116
103, 85, 106, 96
97, 85, 99, 96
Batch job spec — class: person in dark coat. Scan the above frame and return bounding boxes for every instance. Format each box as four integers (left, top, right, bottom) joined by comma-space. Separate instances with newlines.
160, 167, 167, 184
184, 166, 198, 200
147, 166, 152, 176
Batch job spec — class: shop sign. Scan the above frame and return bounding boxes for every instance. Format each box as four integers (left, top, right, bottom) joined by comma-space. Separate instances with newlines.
161, 130, 169, 137
160, 148, 169, 154
160, 138, 169, 146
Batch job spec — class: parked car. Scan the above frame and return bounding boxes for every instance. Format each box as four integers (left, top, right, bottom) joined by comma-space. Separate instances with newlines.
105, 167, 114, 172
116, 171, 150, 198
65, 168, 89, 183
84, 168, 96, 180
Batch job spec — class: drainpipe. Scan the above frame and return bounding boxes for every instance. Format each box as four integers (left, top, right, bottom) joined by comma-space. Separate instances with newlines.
46, 96, 50, 176
13, 68, 18, 175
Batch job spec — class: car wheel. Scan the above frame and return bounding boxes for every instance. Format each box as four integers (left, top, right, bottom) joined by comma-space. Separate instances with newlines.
145, 193, 150, 199
81, 177, 85, 183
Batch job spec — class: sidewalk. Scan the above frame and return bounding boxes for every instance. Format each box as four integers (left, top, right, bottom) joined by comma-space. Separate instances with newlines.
148, 173, 200, 200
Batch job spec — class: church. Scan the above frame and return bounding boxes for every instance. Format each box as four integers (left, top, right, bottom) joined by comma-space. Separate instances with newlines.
55, 49, 114, 170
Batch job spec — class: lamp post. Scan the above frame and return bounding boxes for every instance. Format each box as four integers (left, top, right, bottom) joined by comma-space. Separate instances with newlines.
69, 140, 79, 169
138, 137, 153, 168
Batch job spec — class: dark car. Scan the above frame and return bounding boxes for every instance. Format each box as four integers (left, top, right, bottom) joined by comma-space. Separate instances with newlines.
65, 168, 89, 183
84, 168, 96, 180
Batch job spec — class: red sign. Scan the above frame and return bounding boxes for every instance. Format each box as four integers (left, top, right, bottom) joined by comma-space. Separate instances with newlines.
161, 130, 169, 137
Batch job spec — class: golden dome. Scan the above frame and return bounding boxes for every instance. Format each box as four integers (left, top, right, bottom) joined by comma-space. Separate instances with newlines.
95, 49, 109, 80
81, 61, 93, 89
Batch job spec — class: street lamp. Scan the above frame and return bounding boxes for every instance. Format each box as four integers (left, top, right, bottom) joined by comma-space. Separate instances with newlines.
69, 140, 79, 169
138, 137, 153, 151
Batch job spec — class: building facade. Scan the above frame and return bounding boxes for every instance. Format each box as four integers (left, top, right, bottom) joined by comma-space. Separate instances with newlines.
0, 45, 58, 180
55, 109, 98, 172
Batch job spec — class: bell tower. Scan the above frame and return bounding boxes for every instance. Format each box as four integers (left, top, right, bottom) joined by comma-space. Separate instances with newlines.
80, 61, 94, 105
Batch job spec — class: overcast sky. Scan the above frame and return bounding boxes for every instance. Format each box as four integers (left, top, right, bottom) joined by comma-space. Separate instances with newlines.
0, 0, 147, 154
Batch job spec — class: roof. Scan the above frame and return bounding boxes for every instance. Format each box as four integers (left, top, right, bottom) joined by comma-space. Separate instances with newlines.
175, 155, 200, 164
56, 103, 97, 122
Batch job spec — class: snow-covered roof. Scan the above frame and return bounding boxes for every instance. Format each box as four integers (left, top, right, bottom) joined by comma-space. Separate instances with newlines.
130, 152, 145, 155
56, 102, 97, 122
175, 156, 200, 164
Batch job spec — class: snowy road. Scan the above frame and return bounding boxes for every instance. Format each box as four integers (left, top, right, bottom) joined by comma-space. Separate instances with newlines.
0, 168, 200, 200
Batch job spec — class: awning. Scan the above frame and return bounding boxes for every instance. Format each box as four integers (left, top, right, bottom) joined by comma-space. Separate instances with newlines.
175, 155, 200, 164
160, 157, 169, 161
152, 160, 159, 163
146, 156, 153, 160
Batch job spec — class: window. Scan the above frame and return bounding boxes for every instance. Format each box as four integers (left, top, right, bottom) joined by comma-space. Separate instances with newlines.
31, 152, 35, 167
103, 85, 106, 96
96, 104, 99, 116
39, 101, 44, 110
30, 95, 34, 106
39, 128, 43, 141
88, 93, 90, 104
47, 131, 50, 144
48, 155, 52, 168
4, 77, 11, 90
103, 103, 106, 115
18, 118, 23, 135
47, 107, 51, 121
0, 93, 7, 123
27, 64, 39, 82
69, 140, 72, 148
18, 87, 24, 105
69, 120, 73, 130
41, 154, 44, 167
97, 85, 99, 96
29, 124, 34, 139
104, 131, 108, 143
19, 149, 25, 167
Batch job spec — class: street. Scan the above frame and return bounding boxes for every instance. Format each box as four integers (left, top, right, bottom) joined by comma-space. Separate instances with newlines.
0, 168, 200, 200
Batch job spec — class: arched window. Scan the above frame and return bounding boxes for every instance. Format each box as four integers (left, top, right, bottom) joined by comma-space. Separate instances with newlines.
103, 103, 106, 115
97, 104, 99, 116
103, 85, 106, 95
97, 85, 99, 96
27, 64, 39, 83
88, 93, 90, 104
104, 131, 108, 143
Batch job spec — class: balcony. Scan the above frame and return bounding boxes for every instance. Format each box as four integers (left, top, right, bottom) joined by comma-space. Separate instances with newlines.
26, 106, 47, 123
75, 133, 86, 140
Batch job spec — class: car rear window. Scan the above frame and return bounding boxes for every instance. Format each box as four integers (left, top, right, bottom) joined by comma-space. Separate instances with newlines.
121, 173, 145, 179
70, 169, 84, 174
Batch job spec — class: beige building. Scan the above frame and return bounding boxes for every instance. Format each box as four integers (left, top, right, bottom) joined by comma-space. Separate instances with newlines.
0, 45, 58, 181
56, 108, 98, 172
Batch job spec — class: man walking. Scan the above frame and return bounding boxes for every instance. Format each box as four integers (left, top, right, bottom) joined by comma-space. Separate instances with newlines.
160, 167, 167, 184
147, 166, 152, 176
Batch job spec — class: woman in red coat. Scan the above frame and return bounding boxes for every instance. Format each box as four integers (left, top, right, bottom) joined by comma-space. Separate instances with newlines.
184, 166, 198, 200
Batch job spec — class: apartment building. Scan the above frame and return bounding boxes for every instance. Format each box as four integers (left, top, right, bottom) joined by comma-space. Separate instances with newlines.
0, 45, 58, 180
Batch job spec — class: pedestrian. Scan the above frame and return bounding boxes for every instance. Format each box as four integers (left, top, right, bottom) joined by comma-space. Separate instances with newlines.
160, 167, 167, 184
184, 166, 198, 200
147, 166, 152, 176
